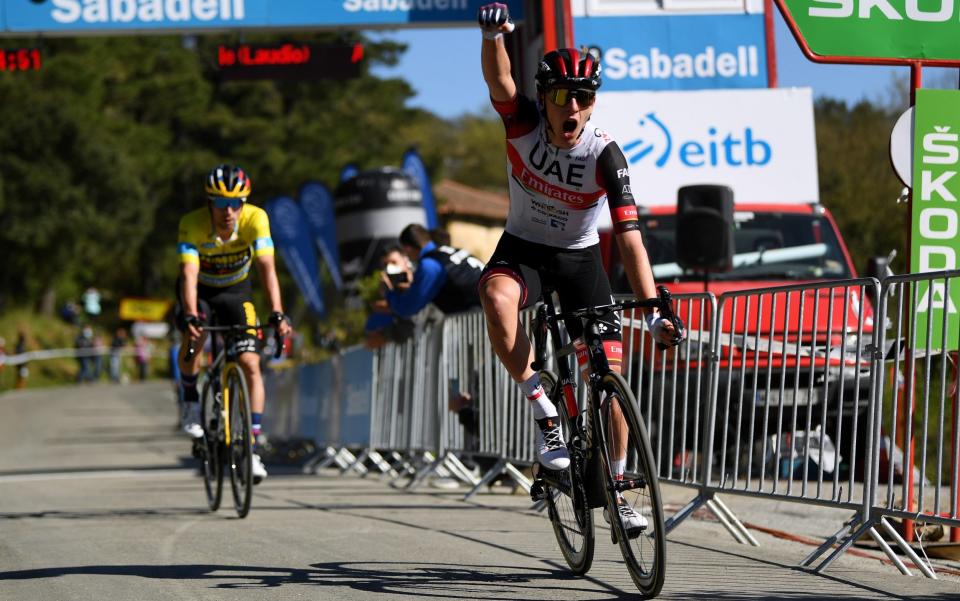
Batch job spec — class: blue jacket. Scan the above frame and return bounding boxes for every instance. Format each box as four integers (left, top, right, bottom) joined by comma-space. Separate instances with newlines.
385, 242, 446, 317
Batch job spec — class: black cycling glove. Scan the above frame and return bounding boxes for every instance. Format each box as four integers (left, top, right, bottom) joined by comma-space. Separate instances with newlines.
478, 3, 514, 39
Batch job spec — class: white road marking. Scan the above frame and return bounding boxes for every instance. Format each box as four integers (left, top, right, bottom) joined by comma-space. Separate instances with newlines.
0, 468, 194, 483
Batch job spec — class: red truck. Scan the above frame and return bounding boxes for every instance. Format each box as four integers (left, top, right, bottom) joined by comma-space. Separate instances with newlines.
601, 198, 875, 481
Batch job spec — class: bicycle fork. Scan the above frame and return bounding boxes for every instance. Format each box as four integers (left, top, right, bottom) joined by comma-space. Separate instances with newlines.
220, 366, 232, 446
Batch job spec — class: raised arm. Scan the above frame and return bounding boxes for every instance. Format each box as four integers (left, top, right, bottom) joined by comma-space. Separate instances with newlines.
478, 3, 516, 103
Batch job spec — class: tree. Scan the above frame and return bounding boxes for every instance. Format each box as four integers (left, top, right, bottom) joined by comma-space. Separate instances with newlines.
0, 32, 437, 318
814, 98, 906, 274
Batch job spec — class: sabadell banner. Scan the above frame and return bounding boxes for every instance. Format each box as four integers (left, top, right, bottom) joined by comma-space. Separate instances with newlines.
574, 14, 768, 91
592, 87, 819, 217
2, 0, 523, 34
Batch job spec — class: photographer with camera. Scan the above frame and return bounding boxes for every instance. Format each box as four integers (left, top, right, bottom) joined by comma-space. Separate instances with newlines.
384, 224, 485, 318
364, 245, 416, 349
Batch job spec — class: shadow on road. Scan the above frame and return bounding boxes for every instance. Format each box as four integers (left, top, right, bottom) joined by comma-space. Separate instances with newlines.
0, 561, 956, 600
0, 561, 597, 597
0, 507, 210, 520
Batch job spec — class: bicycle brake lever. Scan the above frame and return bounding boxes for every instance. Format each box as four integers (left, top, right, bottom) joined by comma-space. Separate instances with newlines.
654, 285, 684, 349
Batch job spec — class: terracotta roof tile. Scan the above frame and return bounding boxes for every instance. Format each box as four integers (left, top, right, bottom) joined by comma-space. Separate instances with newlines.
434, 179, 509, 220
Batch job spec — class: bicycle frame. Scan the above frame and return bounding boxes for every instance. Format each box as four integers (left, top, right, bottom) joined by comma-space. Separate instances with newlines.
533, 295, 636, 427
186, 323, 283, 447
534, 286, 680, 416
533, 297, 620, 502
204, 345, 244, 447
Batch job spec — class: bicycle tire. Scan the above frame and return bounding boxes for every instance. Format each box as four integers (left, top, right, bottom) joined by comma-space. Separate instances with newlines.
199, 379, 223, 512
226, 365, 254, 518
540, 370, 595, 575
598, 371, 667, 598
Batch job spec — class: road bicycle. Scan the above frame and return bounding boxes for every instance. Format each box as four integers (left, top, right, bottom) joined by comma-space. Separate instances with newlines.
186, 324, 282, 519
529, 285, 682, 598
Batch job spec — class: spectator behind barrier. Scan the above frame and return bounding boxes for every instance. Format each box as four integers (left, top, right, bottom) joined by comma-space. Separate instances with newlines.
109, 328, 128, 383
75, 325, 95, 383
385, 223, 485, 317
364, 245, 416, 349
14, 329, 29, 389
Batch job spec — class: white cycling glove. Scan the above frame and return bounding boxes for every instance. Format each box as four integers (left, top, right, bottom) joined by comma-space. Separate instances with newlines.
478, 3, 515, 40
644, 311, 684, 347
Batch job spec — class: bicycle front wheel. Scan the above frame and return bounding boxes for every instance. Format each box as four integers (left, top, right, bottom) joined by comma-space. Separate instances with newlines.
199, 379, 223, 512
598, 371, 666, 598
225, 365, 253, 518
540, 370, 594, 575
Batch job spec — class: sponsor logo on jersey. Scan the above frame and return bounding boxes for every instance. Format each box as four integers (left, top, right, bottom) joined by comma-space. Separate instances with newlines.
507, 144, 605, 208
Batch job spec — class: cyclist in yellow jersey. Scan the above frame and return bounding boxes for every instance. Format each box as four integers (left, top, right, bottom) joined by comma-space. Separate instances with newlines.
175, 164, 292, 484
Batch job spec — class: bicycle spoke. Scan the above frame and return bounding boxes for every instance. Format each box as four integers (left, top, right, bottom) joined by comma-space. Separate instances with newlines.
199, 382, 222, 512
599, 371, 667, 598
226, 367, 253, 518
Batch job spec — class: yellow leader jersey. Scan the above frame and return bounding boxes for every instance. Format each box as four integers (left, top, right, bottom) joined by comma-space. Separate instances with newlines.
177, 204, 275, 288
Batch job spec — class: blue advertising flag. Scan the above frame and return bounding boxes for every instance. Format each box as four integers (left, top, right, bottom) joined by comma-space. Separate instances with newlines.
299, 182, 344, 291
339, 163, 360, 183
264, 196, 325, 316
401, 148, 438, 230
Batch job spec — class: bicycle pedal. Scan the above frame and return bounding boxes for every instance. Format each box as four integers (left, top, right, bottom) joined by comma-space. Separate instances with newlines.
625, 525, 646, 540
190, 439, 204, 459
530, 479, 546, 501
537, 463, 567, 477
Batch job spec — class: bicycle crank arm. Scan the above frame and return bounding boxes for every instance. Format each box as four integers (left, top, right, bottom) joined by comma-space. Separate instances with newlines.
611, 476, 647, 493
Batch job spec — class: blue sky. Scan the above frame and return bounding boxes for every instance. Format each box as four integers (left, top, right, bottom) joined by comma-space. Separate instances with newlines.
371, 15, 958, 119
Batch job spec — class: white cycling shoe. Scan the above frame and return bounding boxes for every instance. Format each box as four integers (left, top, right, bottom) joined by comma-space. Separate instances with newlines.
535, 416, 570, 471
251, 453, 268, 485
181, 403, 204, 439
603, 496, 649, 537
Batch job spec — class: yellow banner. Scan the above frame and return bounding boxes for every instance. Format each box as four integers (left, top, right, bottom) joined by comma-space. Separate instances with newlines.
119, 297, 173, 322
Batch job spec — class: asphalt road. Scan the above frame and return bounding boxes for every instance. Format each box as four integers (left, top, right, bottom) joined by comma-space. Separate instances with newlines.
1, 381, 959, 600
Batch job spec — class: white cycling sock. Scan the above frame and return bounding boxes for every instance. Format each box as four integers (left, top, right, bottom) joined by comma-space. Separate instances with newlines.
613, 458, 626, 479
522, 373, 556, 420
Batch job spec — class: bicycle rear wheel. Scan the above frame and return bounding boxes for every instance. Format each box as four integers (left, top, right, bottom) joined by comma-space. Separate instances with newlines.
226, 365, 253, 518
199, 379, 223, 512
540, 370, 595, 575
598, 371, 666, 598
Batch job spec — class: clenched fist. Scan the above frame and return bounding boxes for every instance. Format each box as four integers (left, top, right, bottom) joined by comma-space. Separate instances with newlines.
478, 3, 515, 39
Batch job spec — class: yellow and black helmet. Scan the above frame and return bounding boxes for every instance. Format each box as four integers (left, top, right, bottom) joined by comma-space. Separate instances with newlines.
204, 164, 251, 199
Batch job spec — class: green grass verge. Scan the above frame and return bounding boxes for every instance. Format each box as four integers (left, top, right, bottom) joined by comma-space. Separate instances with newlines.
0, 309, 172, 391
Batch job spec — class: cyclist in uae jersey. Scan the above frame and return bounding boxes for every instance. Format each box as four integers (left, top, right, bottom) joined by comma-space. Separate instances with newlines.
175, 164, 292, 484
477, 3, 682, 531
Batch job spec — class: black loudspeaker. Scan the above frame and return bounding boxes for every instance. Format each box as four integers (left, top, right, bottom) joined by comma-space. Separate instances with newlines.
676, 184, 734, 272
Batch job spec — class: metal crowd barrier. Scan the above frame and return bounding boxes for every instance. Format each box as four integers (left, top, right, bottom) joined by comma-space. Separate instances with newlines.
266, 271, 960, 579
868, 271, 960, 569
